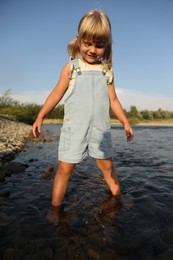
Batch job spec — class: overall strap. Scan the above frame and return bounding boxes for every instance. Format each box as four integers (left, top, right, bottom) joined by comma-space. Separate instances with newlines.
69, 57, 81, 78
69, 57, 112, 82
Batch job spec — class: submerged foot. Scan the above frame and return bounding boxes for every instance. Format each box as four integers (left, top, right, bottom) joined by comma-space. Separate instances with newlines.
100, 195, 121, 209
47, 205, 63, 225
96, 195, 122, 222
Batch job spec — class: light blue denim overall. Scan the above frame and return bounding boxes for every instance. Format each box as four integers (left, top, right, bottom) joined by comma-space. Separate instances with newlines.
58, 58, 112, 163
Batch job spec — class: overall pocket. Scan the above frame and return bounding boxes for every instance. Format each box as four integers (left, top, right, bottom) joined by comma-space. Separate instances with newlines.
100, 128, 112, 150
59, 126, 71, 151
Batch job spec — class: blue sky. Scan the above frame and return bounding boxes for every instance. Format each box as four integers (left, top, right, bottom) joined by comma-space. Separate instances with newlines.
0, 0, 173, 111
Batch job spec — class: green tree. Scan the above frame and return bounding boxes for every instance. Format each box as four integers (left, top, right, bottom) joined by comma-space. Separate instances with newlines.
141, 110, 154, 120
0, 89, 16, 107
128, 106, 142, 119
153, 108, 171, 119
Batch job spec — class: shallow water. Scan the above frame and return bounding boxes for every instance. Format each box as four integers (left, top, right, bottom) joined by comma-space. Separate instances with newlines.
0, 124, 173, 259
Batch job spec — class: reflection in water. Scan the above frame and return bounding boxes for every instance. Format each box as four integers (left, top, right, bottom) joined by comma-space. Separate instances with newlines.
0, 125, 173, 259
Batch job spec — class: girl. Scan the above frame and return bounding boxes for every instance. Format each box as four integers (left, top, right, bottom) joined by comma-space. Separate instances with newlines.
33, 10, 134, 225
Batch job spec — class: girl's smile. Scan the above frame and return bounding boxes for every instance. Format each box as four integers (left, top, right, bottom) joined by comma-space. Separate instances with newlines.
79, 39, 105, 64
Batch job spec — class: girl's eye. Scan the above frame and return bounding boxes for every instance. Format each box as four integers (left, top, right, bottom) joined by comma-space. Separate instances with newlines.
95, 44, 105, 49
84, 42, 91, 47
83, 41, 105, 49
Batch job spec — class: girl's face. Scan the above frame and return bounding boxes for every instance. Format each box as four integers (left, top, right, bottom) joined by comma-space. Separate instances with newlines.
79, 39, 106, 64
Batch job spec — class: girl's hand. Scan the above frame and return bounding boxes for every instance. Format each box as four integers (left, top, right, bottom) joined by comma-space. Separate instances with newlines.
124, 123, 134, 142
32, 117, 43, 138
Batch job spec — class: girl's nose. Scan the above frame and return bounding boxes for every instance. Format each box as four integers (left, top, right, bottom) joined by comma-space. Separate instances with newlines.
90, 45, 96, 53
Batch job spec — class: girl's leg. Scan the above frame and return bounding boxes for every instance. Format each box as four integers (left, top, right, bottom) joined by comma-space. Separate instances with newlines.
52, 161, 76, 206
95, 158, 121, 221
47, 161, 75, 225
96, 158, 121, 196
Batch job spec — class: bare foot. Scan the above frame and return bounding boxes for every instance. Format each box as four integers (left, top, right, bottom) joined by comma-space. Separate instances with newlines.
96, 195, 122, 222
47, 205, 63, 225
100, 195, 121, 209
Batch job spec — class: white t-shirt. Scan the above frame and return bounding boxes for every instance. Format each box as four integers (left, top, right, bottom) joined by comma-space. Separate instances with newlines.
68, 58, 114, 93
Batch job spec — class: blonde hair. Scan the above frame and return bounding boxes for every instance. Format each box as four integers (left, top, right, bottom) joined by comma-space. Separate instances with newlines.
68, 10, 112, 69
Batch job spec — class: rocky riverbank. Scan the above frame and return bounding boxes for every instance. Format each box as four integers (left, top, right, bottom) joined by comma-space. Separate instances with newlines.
0, 116, 32, 166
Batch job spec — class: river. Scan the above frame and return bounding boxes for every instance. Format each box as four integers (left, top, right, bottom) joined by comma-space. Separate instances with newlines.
0, 124, 173, 259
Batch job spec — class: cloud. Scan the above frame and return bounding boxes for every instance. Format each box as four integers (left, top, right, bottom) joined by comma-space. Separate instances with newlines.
11, 90, 50, 105
116, 88, 173, 111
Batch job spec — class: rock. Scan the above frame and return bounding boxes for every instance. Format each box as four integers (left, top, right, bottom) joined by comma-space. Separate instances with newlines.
48, 165, 54, 172
32, 137, 41, 142
157, 248, 173, 260
87, 248, 100, 260
1, 162, 29, 175
0, 190, 10, 198
42, 172, 53, 179
0, 116, 32, 166
32, 135, 52, 143
96, 196, 121, 222
0, 172, 5, 182
2, 248, 16, 260
0, 212, 9, 225
42, 246, 53, 258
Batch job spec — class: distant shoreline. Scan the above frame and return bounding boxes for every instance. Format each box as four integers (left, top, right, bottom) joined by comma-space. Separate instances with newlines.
43, 118, 173, 126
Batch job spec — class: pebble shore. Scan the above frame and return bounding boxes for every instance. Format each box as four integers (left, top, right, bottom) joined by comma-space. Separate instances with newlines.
0, 116, 32, 166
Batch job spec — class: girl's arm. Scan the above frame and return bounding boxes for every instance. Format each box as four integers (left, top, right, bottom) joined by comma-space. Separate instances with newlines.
108, 82, 134, 142
32, 63, 70, 137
